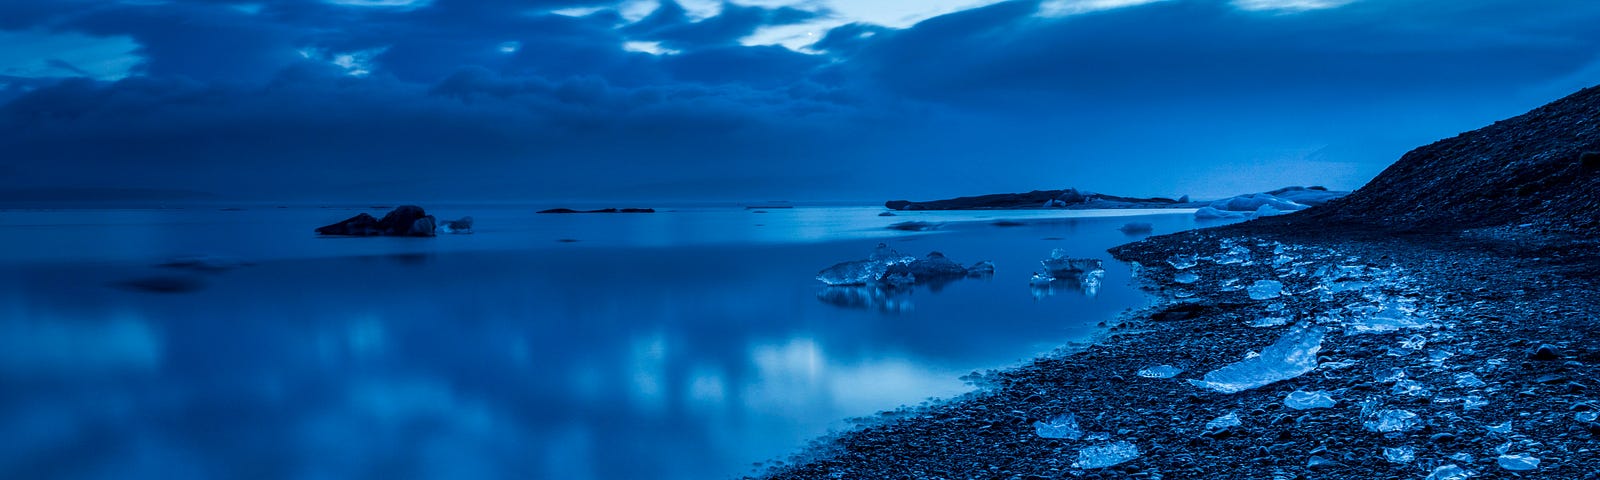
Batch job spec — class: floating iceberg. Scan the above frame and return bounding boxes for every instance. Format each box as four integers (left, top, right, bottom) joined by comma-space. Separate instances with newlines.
1033, 250, 1105, 296
1034, 413, 1083, 440
816, 245, 990, 287
1497, 453, 1539, 471
1284, 390, 1336, 410
440, 216, 474, 234
1137, 365, 1184, 379
1247, 280, 1284, 300
1188, 325, 1324, 394
1041, 249, 1103, 277
1072, 441, 1141, 469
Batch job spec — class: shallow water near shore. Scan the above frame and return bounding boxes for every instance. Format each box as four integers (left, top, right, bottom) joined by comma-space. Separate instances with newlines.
0, 205, 1235, 479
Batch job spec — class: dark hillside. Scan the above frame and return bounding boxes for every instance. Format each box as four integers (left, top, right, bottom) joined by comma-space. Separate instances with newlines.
1268, 85, 1600, 235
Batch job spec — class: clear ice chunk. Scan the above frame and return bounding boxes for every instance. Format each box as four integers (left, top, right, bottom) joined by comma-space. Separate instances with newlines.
1174, 272, 1199, 284
1383, 446, 1415, 464
1167, 254, 1199, 270
1072, 441, 1141, 469
1284, 390, 1336, 410
1485, 421, 1511, 434
1205, 412, 1241, 430
1248, 316, 1291, 328
1033, 413, 1083, 440
1496, 453, 1539, 471
1400, 334, 1428, 350
1577, 411, 1599, 422
1462, 396, 1488, 411
816, 244, 915, 286
1213, 245, 1251, 265
1454, 373, 1486, 388
1363, 409, 1421, 433
1449, 453, 1474, 463
1344, 299, 1432, 334
1247, 280, 1283, 300
1188, 325, 1324, 394
1136, 365, 1184, 379
1425, 464, 1472, 480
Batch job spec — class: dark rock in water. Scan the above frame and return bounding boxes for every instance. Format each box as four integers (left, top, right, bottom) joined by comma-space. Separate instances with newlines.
441, 216, 473, 234
884, 189, 1180, 211
160, 255, 249, 273
887, 221, 942, 231
315, 205, 437, 237
992, 220, 1026, 227
1119, 222, 1154, 234
114, 276, 206, 293
1531, 344, 1561, 360
537, 208, 655, 214
1581, 151, 1600, 169
878, 211, 897, 217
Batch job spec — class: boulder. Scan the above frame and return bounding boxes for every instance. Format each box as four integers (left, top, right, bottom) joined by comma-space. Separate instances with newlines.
316, 205, 437, 236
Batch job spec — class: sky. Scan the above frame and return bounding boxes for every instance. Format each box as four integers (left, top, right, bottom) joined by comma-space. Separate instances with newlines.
2, 0, 1599, 203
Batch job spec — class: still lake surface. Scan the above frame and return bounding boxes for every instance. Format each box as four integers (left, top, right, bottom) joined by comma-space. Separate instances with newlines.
0, 205, 1233, 479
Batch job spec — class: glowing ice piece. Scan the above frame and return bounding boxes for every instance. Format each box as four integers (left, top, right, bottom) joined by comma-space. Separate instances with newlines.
1072, 441, 1140, 469
1188, 326, 1324, 394
1033, 413, 1083, 440
1284, 390, 1336, 410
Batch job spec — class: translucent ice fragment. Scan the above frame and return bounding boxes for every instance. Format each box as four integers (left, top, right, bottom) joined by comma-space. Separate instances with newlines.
1577, 411, 1599, 422
1462, 396, 1488, 411
1449, 453, 1473, 463
1383, 446, 1415, 464
1454, 373, 1486, 388
1205, 412, 1241, 430
1188, 325, 1324, 394
1284, 390, 1336, 410
1248, 316, 1291, 328
1136, 365, 1184, 379
1363, 409, 1421, 433
816, 244, 915, 286
1174, 272, 1199, 284
1485, 421, 1511, 434
1496, 453, 1539, 471
1167, 254, 1199, 270
1213, 245, 1251, 265
1345, 299, 1432, 334
1425, 464, 1472, 480
1033, 413, 1083, 440
1072, 441, 1141, 469
1247, 280, 1283, 300
1400, 334, 1428, 350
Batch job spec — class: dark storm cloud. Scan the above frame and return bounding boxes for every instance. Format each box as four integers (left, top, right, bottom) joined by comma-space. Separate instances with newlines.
2, 0, 1600, 201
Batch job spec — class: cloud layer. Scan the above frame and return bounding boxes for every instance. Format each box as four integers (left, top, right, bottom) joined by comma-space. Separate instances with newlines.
3, 0, 1599, 202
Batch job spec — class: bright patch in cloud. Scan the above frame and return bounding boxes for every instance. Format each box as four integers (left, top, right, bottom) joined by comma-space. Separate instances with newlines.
299, 47, 387, 76
1232, 0, 1359, 12
0, 29, 143, 80
550, 6, 607, 17
622, 41, 679, 55
498, 41, 521, 54
324, 0, 431, 9
1037, 0, 1170, 17
618, 0, 660, 22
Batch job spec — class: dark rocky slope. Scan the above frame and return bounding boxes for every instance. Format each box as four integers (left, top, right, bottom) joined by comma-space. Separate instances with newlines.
1269, 84, 1600, 236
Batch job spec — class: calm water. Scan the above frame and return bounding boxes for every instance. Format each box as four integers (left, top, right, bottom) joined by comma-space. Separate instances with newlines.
0, 205, 1231, 479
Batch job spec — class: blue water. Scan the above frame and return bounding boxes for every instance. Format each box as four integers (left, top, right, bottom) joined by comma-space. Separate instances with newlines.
0, 205, 1229, 479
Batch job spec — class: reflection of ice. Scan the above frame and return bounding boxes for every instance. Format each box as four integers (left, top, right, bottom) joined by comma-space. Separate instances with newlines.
0, 317, 162, 375
1189, 325, 1324, 394
816, 285, 914, 313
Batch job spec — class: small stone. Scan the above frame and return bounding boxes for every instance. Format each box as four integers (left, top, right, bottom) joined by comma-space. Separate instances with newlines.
1430, 433, 1456, 443
1530, 344, 1560, 360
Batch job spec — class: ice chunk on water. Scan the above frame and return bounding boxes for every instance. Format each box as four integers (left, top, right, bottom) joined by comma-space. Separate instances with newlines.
1041, 250, 1103, 277
1072, 441, 1140, 469
1497, 453, 1539, 471
1188, 325, 1324, 394
1384, 446, 1416, 464
1033, 413, 1083, 440
1136, 365, 1184, 379
816, 244, 915, 286
1391, 379, 1428, 396
1284, 390, 1336, 410
967, 261, 996, 276
1247, 280, 1283, 300
1205, 412, 1242, 430
1174, 272, 1199, 284
1449, 453, 1474, 463
1400, 334, 1428, 350
1363, 409, 1421, 433
1462, 396, 1489, 411
1425, 464, 1472, 480
1167, 254, 1199, 270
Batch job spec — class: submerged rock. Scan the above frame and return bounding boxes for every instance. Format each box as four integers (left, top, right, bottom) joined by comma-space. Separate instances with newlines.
315, 205, 438, 237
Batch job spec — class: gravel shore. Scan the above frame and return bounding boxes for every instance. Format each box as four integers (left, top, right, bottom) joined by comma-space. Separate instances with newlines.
757, 223, 1600, 479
